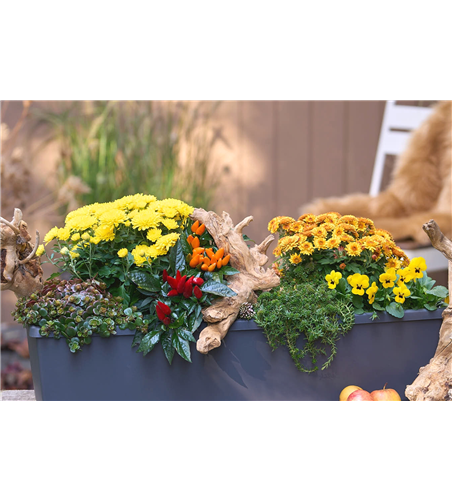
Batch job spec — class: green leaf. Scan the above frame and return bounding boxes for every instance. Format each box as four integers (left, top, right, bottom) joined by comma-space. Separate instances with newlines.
136, 330, 161, 355
424, 303, 438, 311
222, 267, 240, 276
49, 272, 62, 279
124, 307, 133, 316
201, 280, 237, 297
173, 334, 192, 362
386, 302, 404, 318
372, 302, 385, 311
179, 329, 196, 342
188, 305, 203, 332
168, 314, 185, 329
129, 270, 161, 292
116, 284, 131, 306
352, 295, 363, 309
160, 332, 175, 364
132, 331, 144, 347
426, 286, 449, 299
169, 239, 186, 273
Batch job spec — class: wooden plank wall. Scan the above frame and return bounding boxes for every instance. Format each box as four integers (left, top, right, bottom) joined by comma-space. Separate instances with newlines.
211, 101, 386, 253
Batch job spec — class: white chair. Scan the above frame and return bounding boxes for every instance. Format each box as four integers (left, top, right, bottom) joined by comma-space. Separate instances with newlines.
369, 100, 448, 272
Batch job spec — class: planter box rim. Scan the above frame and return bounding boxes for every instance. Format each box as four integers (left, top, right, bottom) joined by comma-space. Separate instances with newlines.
27, 307, 445, 338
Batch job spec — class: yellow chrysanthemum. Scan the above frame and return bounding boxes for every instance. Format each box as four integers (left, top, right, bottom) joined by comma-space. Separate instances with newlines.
71, 233, 81, 242
313, 237, 328, 250
289, 253, 302, 265
273, 246, 282, 257
366, 282, 378, 304
320, 222, 336, 233
94, 225, 115, 242
117, 248, 128, 258
65, 214, 98, 231
43, 227, 59, 243
98, 208, 127, 227
288, 221, 303, 233
36, 244, 45, 256
57, 227, 71, 241
279, 235, 300, 252
146, 228, 162, 242
131, 245, 151, 266
327, 237, 341, 249
154, 233, 180, 254
394, 285, 410, 304
298, 213, 317, 224
339, 215, 359, 228
345, 241, 362, 257
131, 209, 163, 231
325, 270, 342, 289
268, 217, 282, 233
299, 241, 314, 255
161, 218, 179, 230
311, 226, 327, 238
360, 237, 378, 252
385, 257, 401, 271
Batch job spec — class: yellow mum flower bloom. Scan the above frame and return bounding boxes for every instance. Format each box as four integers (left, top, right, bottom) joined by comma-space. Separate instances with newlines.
327, 237, 341, 249
298, 213, 316, 224
154, 233, 180, 254
82, 232, 91, 241
99, 208, 126, 227
345, 241, 362, 257
320, 222, 335, 233
66, 214, 98, 231
161, 218, 179, 230
71, 233, 81, 242
408, 256, 427, 279
268, 217, 282, 233
131, 245, 151, 266
379, 269, 397, 288
279, 235, 299, 252
131, 209, 163, 231
366, 282, 378, 304
273, 246, 282, 257
325, 270, 342, 289
90, 236, 102, 245
43, 227, 59, 243
69, 250, 80, 259
94, 224, 115, 242
385, 257, 401, 270
36, 244, 45, 256
146, 228, 162, 242
117, 248, 128, 258
299, 241, 314, 255
57, 227, 71, 241
289, 221, 303, 233
347, 273, 370, 295
313, 237, 328, 250
60, 247, 69, 255
289, 253, 302, 265
393, 285, 410, 303
339, 215, 359, 228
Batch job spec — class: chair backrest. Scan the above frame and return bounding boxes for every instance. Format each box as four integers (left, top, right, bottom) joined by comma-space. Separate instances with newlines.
369, 101, 434, 196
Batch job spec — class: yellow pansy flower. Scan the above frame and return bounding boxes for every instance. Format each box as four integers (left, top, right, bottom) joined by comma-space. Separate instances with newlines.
408, 257, 427, 279
396, 267, 415, 286
366, 282, 378, 304
325, 270, 342, 289
393, 286, 410, 304
347, 273, 370, 295
379, 268, 397, 288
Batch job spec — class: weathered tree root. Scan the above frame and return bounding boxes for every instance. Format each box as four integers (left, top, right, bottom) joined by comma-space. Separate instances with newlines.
191, 208, 280, 354
405, 220, 452, 401
1, 208, 43, 298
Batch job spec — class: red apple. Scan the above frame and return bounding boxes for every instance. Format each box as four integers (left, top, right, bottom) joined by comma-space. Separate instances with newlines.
339, 385, 362, 401
346, 389, 373, 401
371, 384, 401, 401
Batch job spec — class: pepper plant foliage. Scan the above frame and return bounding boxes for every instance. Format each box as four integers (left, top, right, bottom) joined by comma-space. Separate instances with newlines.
21, 194, 238, 363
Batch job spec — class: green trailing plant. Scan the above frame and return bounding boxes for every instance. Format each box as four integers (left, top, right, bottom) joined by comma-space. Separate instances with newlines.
33, 100, 220, 211
255, 266, 355, 373
13, 278, 148, 353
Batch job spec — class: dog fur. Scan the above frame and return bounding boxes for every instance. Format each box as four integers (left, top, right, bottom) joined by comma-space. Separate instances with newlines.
301, 101, 451, 246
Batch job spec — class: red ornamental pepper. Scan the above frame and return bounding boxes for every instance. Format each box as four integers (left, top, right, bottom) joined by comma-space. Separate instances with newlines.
183, 281, 193, 298
167, 290, 179, 297
156, 301, 172, 325
162, 269, 168, 283
166, 275, 177, 289
163, 317, 171, 326
177, 275, 187, 294
194, 286, 203, 299
157, 301, 171, 316
192, 277, 204, 286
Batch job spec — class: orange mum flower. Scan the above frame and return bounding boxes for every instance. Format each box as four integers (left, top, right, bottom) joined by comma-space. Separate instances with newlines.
299, 241, 314, 255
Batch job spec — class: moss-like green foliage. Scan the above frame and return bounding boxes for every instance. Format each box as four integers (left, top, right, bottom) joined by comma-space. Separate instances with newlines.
13, 278, 148, 353
255, 267, 355, 373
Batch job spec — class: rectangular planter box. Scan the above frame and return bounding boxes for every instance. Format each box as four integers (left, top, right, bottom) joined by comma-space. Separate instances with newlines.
27, 308, 444, 401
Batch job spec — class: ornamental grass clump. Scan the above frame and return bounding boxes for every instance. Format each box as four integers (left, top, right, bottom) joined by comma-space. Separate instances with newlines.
24, 194, 238, 363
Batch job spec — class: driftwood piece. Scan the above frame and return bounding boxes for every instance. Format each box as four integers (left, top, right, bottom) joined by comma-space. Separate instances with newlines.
405, 220, 452, 401
191, 209, 280, 354
0, 208, 43, 298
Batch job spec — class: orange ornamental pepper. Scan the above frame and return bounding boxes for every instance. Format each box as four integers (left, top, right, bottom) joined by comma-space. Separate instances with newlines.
215, 248, 224, 260
208, 263, 217, 272
222, 254, 230, 266
210, 255, 218, 264
206, 248, 215, 260
201, 263, 209, 271
217, 258, 223, 269
195, 223, 206, 236
187, 235, 194, 245
191, 220, 200, 233
191, 236, 200, 249
202, 257, 211, 267
189, 255, 200, 268
193, 247, 205, 255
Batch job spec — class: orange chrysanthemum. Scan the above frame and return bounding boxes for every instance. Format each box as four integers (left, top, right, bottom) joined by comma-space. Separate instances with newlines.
299, 241, 314, 255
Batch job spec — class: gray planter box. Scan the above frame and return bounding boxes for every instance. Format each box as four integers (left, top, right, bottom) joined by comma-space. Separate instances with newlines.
27, 308, 444, 401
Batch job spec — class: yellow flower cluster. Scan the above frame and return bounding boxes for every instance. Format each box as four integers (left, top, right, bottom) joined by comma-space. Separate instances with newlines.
43, 193, 194, 265
269, 212, 409, 266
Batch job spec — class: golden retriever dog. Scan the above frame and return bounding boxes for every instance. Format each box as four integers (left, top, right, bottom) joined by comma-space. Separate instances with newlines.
301, 101, 451, 246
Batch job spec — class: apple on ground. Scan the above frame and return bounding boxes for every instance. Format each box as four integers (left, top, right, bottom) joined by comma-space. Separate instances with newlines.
370, 384, 401, 401
347, 389, 374, 401
339, 385, 362, 401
